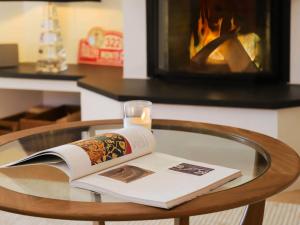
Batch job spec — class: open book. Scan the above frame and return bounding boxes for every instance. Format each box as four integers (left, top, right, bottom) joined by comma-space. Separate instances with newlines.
2, 127, 241, 209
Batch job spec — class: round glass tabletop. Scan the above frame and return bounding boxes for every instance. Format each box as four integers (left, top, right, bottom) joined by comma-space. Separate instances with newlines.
0, 122, 269, 203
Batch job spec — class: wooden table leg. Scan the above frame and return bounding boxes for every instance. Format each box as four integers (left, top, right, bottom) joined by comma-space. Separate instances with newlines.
93, 221, 105, 225
174, 217, 189, 225
93, 193, 105, 224
239, 200, 266, 225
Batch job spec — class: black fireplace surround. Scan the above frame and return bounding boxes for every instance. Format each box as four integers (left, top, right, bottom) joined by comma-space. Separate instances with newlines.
147, 0, 291, 83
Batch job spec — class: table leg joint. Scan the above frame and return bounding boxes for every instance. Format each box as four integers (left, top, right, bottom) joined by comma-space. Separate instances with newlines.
174, 217, 189, 225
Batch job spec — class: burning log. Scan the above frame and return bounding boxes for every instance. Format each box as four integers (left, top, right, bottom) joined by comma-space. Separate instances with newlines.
219, 36, 259, 72
191, 33, 235, 66
191, 33, 259, 73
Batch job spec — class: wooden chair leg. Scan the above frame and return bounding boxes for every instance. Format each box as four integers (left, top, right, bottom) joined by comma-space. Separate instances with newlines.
174, 217, 189, 225
240, 200, 266, 225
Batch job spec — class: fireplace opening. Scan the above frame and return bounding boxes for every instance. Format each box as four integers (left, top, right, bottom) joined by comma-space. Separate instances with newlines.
147, 0, 290, 83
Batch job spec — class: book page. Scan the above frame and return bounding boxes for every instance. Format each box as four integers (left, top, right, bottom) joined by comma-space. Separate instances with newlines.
72, 152, 241, 208
1, 144, 92, 180
2, 127, 155, 181
68, 126, 155, 180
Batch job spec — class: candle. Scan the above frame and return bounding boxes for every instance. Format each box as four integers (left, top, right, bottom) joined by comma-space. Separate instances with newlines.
123, 117, 152, 130
123, 101, 152, 130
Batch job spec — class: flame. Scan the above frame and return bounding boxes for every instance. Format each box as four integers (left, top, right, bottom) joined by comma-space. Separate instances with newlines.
141, 110, 146, 121
190, 13, 260, 65
190, 17, 224, 62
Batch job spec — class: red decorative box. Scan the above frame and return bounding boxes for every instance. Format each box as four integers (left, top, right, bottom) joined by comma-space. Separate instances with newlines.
78, 27, 123, 67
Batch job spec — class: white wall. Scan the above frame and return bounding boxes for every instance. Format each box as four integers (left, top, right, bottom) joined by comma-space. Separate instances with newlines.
278, 107, 300, 154
0, 0, 123, 64
152, 104, 279, 137
123, 0, 300, 82
43, 92, 80, 106
80, 88, 123, 120
123, 0, 147, 79
291, 0, 300, 84
80, 88, 278, 137
0, 90, 43, 118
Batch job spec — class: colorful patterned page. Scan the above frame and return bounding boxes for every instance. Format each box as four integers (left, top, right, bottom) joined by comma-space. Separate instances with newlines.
72, 133, 132, 166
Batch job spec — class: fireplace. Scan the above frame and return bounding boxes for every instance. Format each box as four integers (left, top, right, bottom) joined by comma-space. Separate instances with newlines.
147, 0, 291, 83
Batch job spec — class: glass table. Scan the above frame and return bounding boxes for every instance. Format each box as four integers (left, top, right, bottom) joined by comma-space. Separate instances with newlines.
0, 119, 299, 225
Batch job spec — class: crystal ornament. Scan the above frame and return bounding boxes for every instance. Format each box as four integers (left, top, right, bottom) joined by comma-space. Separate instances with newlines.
36, 3, 67, 73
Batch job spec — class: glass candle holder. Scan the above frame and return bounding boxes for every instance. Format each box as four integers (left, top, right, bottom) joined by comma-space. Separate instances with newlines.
123, 100, 152, 130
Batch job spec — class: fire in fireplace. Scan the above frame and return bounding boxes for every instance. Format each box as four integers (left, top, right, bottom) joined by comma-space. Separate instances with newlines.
147, 0, 290, 83
189, 0, 264, 73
